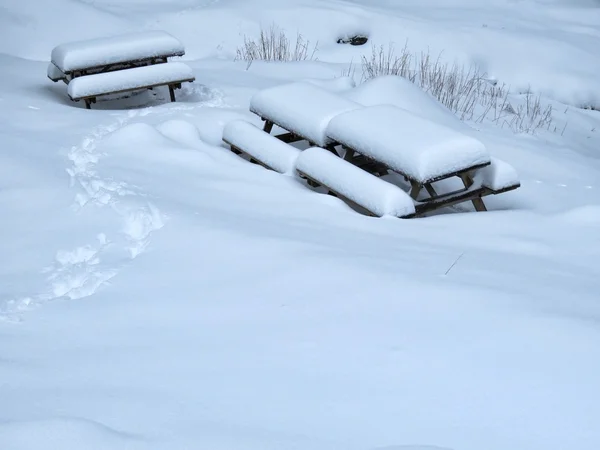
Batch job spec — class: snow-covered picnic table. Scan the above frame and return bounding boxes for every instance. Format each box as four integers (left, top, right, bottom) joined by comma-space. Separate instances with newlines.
47, 31, 194, 109
226, 80, 521, 218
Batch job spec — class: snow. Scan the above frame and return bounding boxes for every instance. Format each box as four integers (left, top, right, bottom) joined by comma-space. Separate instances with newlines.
222, 120, 301, 174
50, 30, 185, 73
46, 62, 65, 82
296, 147, 416, 217
303, 76, 357, 93
326, 105, 491, 183
475, 158, 521, 192
342, 75, 469, 133
67, 62, 195, 100
2, 1, 600, 450
249, 81, 361, 146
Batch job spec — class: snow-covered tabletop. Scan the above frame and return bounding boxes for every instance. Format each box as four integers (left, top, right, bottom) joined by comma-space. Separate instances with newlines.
249, 82, 361, 147
326, 104, 491, 183
50, 31, 185, 73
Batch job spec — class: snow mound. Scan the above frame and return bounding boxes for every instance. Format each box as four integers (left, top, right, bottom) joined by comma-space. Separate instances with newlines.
104, 122, 174, 148
343, 75, 467, 132
156, 119, 204, 149
326, 105, 490, 183
296, 146, 415, 217
303, 76, 356, 93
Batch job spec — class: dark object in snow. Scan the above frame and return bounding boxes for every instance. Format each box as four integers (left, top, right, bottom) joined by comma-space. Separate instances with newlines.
337, 35, 369, 46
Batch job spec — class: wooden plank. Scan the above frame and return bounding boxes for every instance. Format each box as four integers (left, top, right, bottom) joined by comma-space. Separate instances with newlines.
273, 132, 302, 143
409, 180, 421, 200
413, 186, 491, 217
460, 173, 487, 212
424, 183, 438, 198
57, 51, 184, 77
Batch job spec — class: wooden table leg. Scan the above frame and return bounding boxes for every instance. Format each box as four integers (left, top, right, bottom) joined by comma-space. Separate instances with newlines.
460, 173, 487, 212
409, 180, 421, 200
424, 183, 438, 198
263, 120, 274, 134
168, 85, 176, 102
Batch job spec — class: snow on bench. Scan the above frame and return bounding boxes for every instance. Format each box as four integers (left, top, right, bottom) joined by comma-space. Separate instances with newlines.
474, 157, 521, 192
249, 82, 361, 147
296, 147, 416, 218
47, 63, 66, 82
51, 31, 185, 74
326, 104, 491, 184
222, 120, 301, 174
67, 62, 194, 106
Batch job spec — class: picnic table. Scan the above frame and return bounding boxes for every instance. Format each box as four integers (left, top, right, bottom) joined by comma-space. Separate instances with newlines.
47, 31, 195, 109
222, 81, 520, 218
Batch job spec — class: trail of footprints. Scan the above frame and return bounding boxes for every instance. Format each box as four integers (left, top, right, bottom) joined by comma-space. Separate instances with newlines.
3, 110, 166, 319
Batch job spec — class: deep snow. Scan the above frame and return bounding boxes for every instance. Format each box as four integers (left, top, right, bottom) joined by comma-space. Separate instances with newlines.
1, 1, 600, 450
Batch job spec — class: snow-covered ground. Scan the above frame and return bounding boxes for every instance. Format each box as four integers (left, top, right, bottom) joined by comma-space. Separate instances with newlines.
1, 1, 600, 450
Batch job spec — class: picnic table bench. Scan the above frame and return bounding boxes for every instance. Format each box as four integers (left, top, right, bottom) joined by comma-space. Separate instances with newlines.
47, 31, 195, 109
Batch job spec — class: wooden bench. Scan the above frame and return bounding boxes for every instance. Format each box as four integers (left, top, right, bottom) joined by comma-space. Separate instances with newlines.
67, 62, 195, 109
222, 120, 300, 174
295, 147, 416, 218
47, 31, 194, 108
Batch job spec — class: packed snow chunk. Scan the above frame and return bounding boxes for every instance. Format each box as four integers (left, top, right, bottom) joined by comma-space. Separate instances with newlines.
156, 119, 203, 148
51, 30, 185, 73
67, 62, 194, 100
303, 76, 356, 93
249, 82, 361, 147
474, 157, 520, 192
223, 120, 301, 174
46, 62, 65, 82
326, 105, 490, 183
344, 75, 466, 132
296, 147, 415, 217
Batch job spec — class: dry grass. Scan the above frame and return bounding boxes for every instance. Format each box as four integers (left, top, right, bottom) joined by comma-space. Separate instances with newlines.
235, 24, 318, 63
362, 42, 554, 134
236, 26, 555, 134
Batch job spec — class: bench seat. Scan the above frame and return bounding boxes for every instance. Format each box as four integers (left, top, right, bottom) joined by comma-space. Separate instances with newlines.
222, 120, 301, 174
67, 62, 195, 108
296, 147, 416, 218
